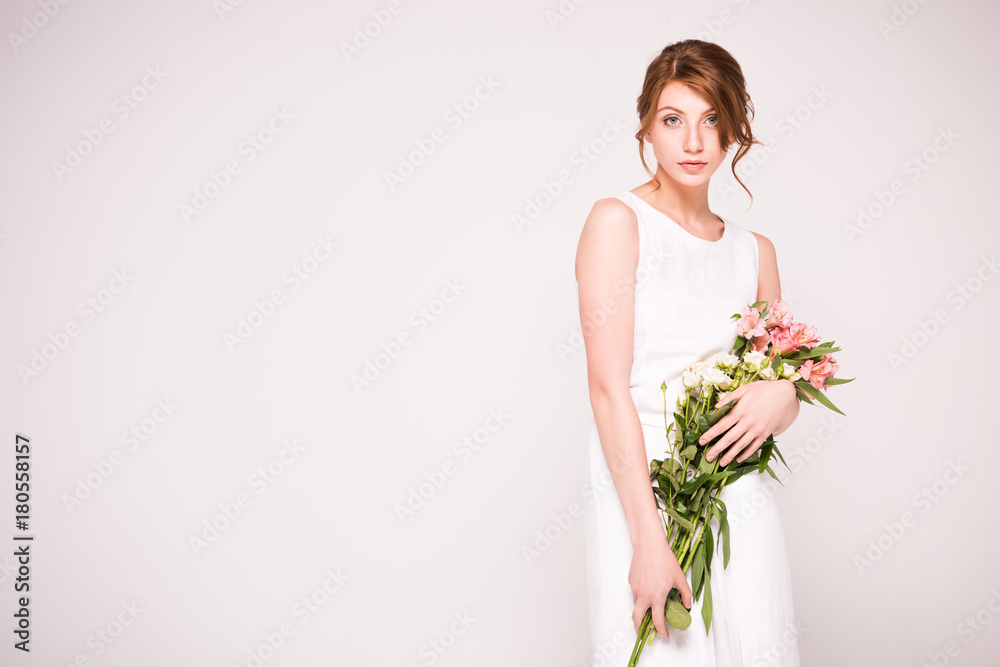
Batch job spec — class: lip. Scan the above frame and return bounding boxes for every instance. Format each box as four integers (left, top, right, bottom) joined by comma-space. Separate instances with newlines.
679, 161, 706, 172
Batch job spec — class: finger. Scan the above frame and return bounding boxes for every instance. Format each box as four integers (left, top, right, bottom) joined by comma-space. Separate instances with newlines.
715, 386, 744, 407
632, 604, 647, 635
735, 435, 765, 463
707, 424, 745, 462
721, 430, 757, 465
651, 596, 669, 638
700, 414, 734, 447
680, 580, 693, 610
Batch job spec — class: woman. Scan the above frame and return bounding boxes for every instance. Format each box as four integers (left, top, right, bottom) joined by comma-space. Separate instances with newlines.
575, 40, 802, 665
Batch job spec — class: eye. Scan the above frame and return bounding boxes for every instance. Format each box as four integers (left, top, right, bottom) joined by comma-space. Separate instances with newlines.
705, 115, 718, 126
663, 115, 680, 126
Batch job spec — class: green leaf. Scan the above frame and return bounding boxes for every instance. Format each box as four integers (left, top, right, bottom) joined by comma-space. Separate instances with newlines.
795, 380, 846, 415
698, 455, 715, 475
701, 574, 713, 635
783, 342, 840, 361
662, 506, 695, 532
757, 439, 772, 474
691, 541, 705, 598
823, 376, 854, 385
698, 414, 711, 433
763, 464, 781, 483
715, 501, 731, 568
770, 441, 790, 473
665, 598, 692, 630
679, 469, 731, 495
681, 444, 697, 459
793, 383, 815, 405
667, 474, 680, 493
703, 513, 714, 573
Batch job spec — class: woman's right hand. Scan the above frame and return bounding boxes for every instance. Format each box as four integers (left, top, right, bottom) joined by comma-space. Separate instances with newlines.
628, 533, 693, 637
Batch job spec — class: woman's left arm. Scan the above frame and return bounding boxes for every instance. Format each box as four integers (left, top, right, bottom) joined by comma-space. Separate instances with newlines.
700, 232, 800, 466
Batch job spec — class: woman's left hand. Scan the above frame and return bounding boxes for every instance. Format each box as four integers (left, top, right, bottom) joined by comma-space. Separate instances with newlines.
700, 379, 799, 466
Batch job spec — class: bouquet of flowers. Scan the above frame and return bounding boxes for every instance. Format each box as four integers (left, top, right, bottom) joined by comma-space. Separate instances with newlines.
627, 299, 852, 666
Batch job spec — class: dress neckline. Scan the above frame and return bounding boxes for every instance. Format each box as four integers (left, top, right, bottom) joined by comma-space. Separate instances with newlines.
626, 190, 728, 245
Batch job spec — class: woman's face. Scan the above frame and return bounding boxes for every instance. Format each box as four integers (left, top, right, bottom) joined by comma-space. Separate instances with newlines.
644, 81, 727, 188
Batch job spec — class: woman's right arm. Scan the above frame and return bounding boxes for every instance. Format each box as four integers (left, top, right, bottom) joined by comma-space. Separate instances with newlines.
575, 198, 692, 638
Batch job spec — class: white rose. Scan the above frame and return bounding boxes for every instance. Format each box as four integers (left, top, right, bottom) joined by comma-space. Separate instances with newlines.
780, 362, 797, 379
759, 366, 778, 381
788, 371, 801, 382
742, 350, 766, 371
701, 367, 733, 390
718, 353, 740, 369
681, 369, 702, 389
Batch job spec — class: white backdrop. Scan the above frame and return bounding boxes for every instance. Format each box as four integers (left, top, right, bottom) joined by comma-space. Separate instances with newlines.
1, 0, 998, 665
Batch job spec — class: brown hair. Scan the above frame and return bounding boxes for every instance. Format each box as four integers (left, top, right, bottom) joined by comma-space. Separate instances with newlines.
635, 39, 763, 203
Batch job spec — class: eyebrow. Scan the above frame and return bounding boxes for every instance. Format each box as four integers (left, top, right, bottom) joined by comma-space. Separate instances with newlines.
657, 106, 716, 115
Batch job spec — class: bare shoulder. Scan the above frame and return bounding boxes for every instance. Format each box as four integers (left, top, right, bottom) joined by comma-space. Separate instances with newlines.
575, 197, 639, 282
587, 196, 638, 228
748, 230, 781, 301
749, 230, 776, 257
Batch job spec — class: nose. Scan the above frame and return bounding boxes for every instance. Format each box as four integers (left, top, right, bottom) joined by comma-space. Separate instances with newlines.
684, 126, 703, 153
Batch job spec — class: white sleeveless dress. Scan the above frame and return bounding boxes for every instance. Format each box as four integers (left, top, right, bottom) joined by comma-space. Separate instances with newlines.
583, 190, 801, 666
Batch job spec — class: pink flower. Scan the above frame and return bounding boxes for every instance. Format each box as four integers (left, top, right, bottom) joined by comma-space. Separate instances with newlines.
750, 331, 771, 354
772, 322, 820, 355
736, 305, 767, 339
798, 354, 839, 392
765, 300, 793, 330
